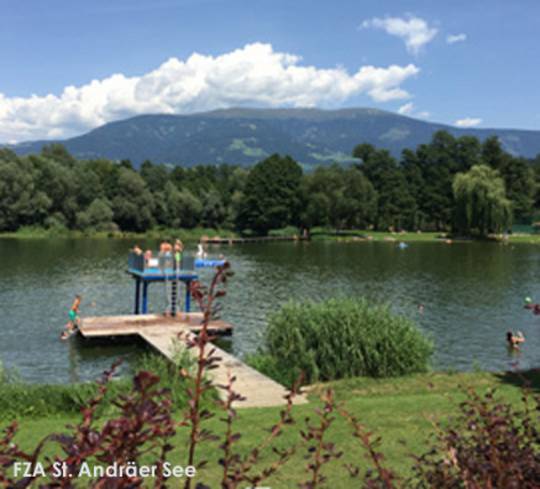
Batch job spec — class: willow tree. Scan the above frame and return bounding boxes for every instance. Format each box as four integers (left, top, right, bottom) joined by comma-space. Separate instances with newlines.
452, 165, 512, 236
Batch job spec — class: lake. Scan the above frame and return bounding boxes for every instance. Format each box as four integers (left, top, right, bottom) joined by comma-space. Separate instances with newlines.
1, 238, 540, 384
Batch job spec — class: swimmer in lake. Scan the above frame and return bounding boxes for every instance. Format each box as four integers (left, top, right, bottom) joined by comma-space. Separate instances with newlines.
507, 330, 525, 350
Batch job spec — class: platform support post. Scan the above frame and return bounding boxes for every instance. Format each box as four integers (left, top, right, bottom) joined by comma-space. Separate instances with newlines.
142, 281, 149, 314
185, 280, 191, 313
171, 280, 178, 316
134, 278, 141, 314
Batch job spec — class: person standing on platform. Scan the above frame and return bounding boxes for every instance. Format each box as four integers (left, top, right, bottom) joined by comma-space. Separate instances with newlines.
159, 240, 173, 316
174, 240, 184, 270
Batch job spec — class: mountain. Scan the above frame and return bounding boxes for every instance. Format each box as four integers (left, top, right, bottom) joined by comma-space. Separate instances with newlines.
10, 108, 540, 167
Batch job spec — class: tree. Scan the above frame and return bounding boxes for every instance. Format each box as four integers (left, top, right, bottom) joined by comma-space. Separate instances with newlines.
497, 157, 535, 223
301, 165, 377, 230
76, 198, 115, 231
175, 189, 203, 229
342, 168, 377, 228
112, 168, 155, 231
201, 190, 227, 228
140, 160, 170, 193
0, 156, 51, 231
452, 165, 512, 236
358, 148, 415, 230
236, 154, 303, 234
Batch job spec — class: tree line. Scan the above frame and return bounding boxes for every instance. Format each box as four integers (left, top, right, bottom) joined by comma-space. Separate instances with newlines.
1, 130, 539, 236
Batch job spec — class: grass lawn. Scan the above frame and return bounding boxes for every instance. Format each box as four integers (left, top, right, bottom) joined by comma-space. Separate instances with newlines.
5, 370, 537, 488
310, 228, 444, 242
507, 233, 540, 244
0, 226, 238, 241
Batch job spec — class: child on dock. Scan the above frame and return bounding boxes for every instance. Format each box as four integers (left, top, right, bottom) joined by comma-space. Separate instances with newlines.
61, 295, 81, 340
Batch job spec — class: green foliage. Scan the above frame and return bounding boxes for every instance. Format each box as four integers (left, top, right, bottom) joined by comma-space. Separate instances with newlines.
0, 352, 207, 419
301, 164, 377, 229
453, 165, 513, 236
1, 134, 539, 236
356, 146, 416, 230
76, 198, 115, 231
236, 154, 303, 235
248, 298, 433, 386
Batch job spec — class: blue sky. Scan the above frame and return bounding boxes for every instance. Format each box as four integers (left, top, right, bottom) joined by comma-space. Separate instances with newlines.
1, 0, 539, 142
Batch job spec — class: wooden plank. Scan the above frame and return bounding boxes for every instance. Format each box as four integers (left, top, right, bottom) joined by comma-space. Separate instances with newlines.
80, 314, 232, 337
140, 329, 306, 408
78, 314, 305, 408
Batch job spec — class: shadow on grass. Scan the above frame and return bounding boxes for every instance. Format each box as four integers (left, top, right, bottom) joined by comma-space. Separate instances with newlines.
494, 368, 540, 393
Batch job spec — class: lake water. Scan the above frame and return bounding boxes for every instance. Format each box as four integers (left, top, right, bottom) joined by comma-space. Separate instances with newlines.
1, 238, 540, 384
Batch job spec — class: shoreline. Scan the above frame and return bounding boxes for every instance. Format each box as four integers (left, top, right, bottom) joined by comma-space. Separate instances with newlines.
2, 227, 540, 244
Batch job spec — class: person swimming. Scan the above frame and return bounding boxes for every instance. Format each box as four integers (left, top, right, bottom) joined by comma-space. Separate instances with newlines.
507, 330, 525, 350
61, 295, 81, 340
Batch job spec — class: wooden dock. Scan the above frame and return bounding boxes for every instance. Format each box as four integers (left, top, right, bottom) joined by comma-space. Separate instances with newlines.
79, 314, 306, 408
202, 235, 308, 245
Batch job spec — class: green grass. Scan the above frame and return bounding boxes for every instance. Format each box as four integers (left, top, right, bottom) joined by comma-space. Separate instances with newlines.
0, 353, 214, 419
310, 227, 442, 242
3, 225, 540, 245
4, 370, 536, 488
506, 233, 540, 244
0, 226, 238, 241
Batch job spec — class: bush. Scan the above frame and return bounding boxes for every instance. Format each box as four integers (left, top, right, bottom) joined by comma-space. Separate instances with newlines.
248, 297, 433, 385
268, 225, 300, 237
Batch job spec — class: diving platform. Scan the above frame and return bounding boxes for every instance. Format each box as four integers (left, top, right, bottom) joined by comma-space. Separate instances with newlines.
127, 252, 225, 315
79, 314, 305, 408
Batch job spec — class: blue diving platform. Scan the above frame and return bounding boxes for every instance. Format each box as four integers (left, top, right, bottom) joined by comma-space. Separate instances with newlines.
127, 252, 225, 314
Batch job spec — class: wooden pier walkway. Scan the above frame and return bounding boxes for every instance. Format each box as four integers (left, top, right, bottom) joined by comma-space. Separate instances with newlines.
79, 314, 306, 408
202, 235, 308, 245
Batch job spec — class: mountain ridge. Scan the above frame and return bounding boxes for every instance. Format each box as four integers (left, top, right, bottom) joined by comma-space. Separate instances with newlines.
9, 108, 540, 167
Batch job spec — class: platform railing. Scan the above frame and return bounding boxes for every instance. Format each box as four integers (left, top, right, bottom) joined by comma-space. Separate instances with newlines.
128, 252, 195, 273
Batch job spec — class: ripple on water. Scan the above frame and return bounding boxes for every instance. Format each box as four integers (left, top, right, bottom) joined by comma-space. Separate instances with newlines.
1, 239, 540, 383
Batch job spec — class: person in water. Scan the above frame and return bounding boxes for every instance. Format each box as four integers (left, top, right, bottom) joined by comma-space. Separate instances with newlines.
62, 295, 82, 340
507, 330, 525, 350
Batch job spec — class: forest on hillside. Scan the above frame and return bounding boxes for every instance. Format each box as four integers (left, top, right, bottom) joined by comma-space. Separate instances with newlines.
1, 131, 539, 236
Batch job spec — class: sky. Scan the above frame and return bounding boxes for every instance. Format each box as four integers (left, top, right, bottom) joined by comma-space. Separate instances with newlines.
1, 0, 539, 143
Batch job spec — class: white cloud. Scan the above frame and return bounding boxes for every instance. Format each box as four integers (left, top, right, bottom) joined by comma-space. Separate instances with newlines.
362, 15, 438, 55
446, 33, 467, 44
398, 102, 414, 115
397, 102, 430, 119
454, 117, 482, 127
0, 43, 420, 143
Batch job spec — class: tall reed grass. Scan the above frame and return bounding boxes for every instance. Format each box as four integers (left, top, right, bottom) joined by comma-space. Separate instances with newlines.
248, 297, 433, 385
